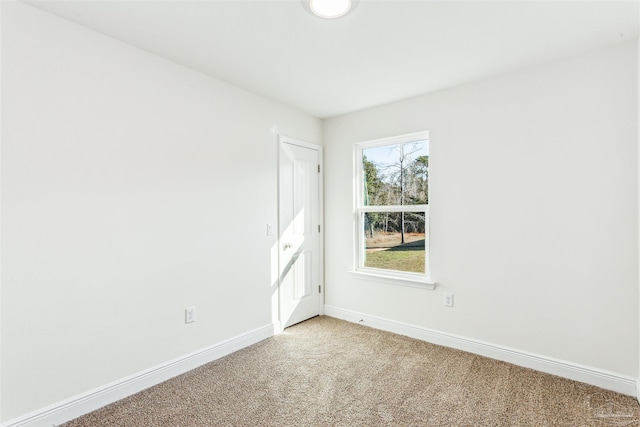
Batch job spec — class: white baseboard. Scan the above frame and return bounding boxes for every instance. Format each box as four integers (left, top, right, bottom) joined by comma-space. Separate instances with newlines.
323, 305, 637, 397
2, 322, 279, 427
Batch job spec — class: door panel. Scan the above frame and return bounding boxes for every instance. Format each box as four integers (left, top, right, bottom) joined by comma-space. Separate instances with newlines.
292, 251, 312, 300
279, 139, 322, 328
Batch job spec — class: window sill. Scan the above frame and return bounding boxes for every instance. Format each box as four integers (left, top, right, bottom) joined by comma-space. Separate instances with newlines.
348, 270, 436, 290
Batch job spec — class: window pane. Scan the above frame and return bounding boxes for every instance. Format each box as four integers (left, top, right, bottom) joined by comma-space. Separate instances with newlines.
362, 140, 428, 206
363, 211, 426, 274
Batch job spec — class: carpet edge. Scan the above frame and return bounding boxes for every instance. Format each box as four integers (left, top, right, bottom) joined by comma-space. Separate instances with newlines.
1, 321, 280, 427
323, 305, 637, 397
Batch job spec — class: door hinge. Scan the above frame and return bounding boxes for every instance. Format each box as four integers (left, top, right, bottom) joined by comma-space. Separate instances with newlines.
318, 285, 322, 293
318, 164, 320, 173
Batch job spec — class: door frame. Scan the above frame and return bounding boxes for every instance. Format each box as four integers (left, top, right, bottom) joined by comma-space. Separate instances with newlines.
277, 134, 324, 331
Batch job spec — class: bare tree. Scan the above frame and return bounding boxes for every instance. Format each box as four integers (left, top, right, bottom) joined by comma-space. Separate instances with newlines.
378, 142, 424, 243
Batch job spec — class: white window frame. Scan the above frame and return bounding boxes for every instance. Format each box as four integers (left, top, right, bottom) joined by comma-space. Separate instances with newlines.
351, 131, 435, 290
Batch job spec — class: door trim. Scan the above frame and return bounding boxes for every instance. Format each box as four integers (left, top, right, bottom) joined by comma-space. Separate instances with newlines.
277, 135, 324, 330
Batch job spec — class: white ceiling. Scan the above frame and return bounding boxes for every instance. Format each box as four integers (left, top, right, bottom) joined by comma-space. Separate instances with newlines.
24, 0, 640, 119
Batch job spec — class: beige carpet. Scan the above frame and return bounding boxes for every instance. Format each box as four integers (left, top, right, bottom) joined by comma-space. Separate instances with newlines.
62, 316, 640, 426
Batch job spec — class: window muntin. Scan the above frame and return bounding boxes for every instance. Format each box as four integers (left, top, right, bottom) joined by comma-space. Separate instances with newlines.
355, 132, 429, 281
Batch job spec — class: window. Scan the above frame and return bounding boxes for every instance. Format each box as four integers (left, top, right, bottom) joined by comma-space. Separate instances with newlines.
354, 132, 432, 288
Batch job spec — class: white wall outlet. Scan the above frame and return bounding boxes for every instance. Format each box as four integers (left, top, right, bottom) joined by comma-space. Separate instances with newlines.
443, 293, 454, 307
185, 306, 196, 324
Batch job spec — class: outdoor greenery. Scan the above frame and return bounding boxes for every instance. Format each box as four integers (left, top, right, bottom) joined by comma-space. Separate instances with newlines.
362, 141, 428, 273
363, 143, 428, 242
365, 239, 426, 273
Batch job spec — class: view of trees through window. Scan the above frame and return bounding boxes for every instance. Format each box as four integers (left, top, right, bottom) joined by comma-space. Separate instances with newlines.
361, 140, 428, 274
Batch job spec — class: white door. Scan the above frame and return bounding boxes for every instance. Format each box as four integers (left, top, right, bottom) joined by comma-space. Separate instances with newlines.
279, 137, 323, 329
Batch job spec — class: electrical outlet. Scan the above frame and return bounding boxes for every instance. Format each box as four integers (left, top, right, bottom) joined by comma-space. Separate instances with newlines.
443, 293, 454, 307
185, 306, 196, 324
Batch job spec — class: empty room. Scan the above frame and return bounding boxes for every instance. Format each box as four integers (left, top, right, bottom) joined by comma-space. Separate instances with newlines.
2, 0, 640, 426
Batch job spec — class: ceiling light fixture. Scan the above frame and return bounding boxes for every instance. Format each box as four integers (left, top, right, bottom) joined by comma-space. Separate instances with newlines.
304, 0, 357, 20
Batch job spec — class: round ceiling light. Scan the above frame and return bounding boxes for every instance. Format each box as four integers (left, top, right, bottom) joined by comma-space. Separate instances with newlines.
308, 0, 352, 19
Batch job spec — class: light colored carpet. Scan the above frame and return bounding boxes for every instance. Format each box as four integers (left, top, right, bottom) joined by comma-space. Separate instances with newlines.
62, 316, 640, 426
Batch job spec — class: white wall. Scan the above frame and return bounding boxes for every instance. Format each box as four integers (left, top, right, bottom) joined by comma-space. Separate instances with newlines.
0, 2, 321, 422
324, 42, 638, 378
